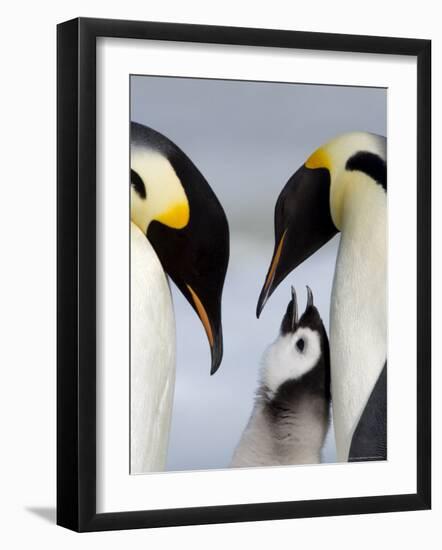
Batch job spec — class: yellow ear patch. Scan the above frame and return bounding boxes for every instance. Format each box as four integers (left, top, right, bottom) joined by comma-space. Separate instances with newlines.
131, 149, 191, 231
305, 147, 331, 171
155, 201, 190, 230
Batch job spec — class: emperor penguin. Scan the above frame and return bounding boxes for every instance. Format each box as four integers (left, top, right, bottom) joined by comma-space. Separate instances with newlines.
231, 287, 330, 467
231, 287, 330, 468
256, 132, 387, 463
131, 121, 229, 473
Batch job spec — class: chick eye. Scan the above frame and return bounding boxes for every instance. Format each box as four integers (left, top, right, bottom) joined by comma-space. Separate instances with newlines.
296, 338, 305, 352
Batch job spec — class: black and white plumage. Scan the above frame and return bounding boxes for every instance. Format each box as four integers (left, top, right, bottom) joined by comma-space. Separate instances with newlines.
231, 287, 330, 467
130, 122, 229, 473
256, 132, 387, 462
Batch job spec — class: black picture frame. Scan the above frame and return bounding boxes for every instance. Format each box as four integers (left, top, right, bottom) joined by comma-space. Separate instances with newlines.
57, 17, 431, 532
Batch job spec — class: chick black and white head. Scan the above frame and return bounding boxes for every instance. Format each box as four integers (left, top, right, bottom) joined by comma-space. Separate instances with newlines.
261, 286, 330, 399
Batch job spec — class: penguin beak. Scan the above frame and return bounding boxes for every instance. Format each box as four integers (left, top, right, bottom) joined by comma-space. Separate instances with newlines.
186, 285, 223, 375
146, 177, 229, 376
280, 285, 314, 335
280, 285, 299, 335
257, 164, 337, 317
290, 286, 298, 331
256, 229, 288, 317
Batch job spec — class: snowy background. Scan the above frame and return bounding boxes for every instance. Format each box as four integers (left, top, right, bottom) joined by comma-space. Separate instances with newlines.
131, 76, 386, 471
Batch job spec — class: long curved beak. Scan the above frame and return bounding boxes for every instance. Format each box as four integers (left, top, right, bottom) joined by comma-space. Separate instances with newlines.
210, 329, 223, 376
186, 284, 223, 375
256, 164, 337, 318
256, 229, 287, 318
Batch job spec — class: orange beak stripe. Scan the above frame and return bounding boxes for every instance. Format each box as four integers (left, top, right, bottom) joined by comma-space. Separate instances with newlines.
186, 284, 214, 347
263, 228, 287, 293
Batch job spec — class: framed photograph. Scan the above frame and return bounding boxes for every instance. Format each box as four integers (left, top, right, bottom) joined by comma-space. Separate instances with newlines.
57, 17, 431, 532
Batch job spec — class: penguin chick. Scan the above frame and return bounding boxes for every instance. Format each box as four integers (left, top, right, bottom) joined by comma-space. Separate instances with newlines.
231, 287, 331, 467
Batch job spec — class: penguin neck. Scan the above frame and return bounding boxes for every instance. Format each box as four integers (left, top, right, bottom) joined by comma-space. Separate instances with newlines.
330, 172, 387, 461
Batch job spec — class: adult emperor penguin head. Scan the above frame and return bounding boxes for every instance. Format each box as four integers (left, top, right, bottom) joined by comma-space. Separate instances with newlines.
131, 121, 230, 374
256, 132, 386, 316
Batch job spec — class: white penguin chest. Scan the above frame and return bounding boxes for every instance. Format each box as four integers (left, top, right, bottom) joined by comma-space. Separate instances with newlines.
130, 222, 176, 473
330, 182, 387, 461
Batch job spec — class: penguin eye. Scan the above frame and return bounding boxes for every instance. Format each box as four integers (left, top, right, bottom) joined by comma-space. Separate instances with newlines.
296, 338, 305, 352
131, 169, 147, 199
